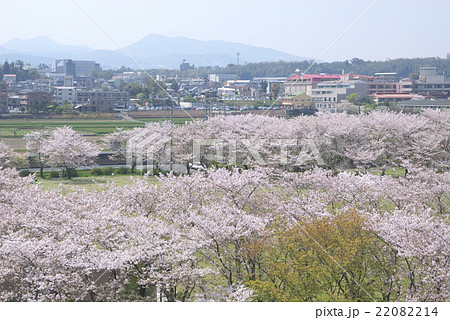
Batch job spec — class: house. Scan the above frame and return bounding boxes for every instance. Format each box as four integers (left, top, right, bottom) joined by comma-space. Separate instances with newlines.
226, 80, 251, 97
281, 92, 314, 108
218, 87, 238, 99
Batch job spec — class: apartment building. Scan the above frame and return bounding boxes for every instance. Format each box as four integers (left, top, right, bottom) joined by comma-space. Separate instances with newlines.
76, 90, 129, 112
365, 72, 399, 95
312, 80, 368, 111
52, 59, 100, 77
413, 67, 450, 98
19, 90, 52, 112
283, 70, 340, 95
54, 86, 77, 104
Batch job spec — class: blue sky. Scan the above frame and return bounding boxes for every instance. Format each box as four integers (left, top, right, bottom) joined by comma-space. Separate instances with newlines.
1, 0, 449, 62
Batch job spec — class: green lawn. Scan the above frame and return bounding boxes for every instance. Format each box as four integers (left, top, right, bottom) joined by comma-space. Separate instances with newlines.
0, 118, 146, 136
37, 174, 159, 191
0, 117, 197, 150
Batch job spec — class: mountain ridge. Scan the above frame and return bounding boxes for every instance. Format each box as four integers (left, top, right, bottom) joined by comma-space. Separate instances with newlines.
0, 34, 311, 69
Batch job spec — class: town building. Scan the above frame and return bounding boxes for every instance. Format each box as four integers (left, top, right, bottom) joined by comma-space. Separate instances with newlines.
19, 90, 52, 112
2, 74, 17, 85
396, 99, 450, 109
373, 72, 399, 83
251, 77, 287, 94
372, 93, 425, 104
75, 90, 129, 112
54, 86, 77, 104
397, 79, 414, 93
180, 60, 194, 71
311, 80, 368, 111
281, 92, 314, 109
8, 95, 20, 110
52, 59, 100, 77
283, 70, 341, 96
413, 67, 450, 99
33, 79, 52, 92
226, 80, 251, 97
218, 87, 238, 99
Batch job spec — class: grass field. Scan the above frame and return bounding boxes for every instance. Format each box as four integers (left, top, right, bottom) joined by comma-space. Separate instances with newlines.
0, 112, 207, 150
0, 117, 149, 150
0, 110, 283, 150
0, 118, 146, 136
37, 174, 159, 191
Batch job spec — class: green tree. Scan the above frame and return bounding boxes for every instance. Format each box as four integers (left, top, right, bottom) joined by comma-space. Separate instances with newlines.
260, 80, 268, 93
170, 81, 180, 92
271, 83, 281, 101
346, 93, 361, 105
247, 210, 394, 302
2, 60, 11, 74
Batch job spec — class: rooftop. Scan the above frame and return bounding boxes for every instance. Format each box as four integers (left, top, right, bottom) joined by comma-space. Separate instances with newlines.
287, 74, 341, 81
397, 100, 450, 107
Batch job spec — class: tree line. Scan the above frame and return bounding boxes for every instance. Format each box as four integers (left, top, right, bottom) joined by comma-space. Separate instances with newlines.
0, 60, 41, 82
140, 57, 450, 80
0, 111, 449, 301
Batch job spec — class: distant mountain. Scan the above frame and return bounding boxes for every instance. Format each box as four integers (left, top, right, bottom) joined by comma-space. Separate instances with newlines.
123, 34, 307, 64
0, 35, 311, 69
1, 37, 93, 54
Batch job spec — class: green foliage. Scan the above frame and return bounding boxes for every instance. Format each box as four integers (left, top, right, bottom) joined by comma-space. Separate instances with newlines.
170, 81, 180, 92
246, 211, 395, 302
19, 170, 31, 177
102, 167, 114, 175
122, 79, 167, 101
138, 57, 449, 80
115, 167, 130, 174
9, 154, 29, 169
270, 83, 281, 101
49, 171, 60, 178
90, 167, 103, 176
346, 93, 361, 105
90, 167, 129, 176
1, 60, 41, 81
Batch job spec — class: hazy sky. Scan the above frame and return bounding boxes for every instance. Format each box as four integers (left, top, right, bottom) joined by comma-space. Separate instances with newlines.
1, 0, 449, 62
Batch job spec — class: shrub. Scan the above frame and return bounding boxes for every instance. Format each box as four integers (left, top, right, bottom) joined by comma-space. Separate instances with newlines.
115, 167, 130, 174
90, 168, 103, 176
49, 171, 60, 178
102, 167, 114, 175
19, 170, 31, 177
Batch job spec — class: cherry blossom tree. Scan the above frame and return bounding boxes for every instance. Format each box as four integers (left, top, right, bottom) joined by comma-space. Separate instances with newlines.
24, 131, 48, 177
2, 110, 450, 302
0, 141, 13, 168
40, 126, 101, 179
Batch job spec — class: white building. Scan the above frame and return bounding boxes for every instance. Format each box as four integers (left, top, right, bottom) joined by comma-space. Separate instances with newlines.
218, 87, 237, 99
251, 77, 286, 93
414, 67, 450, 99
54, 86, 77, 104
209, 74, 236, 84
311, 80, 368, 111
